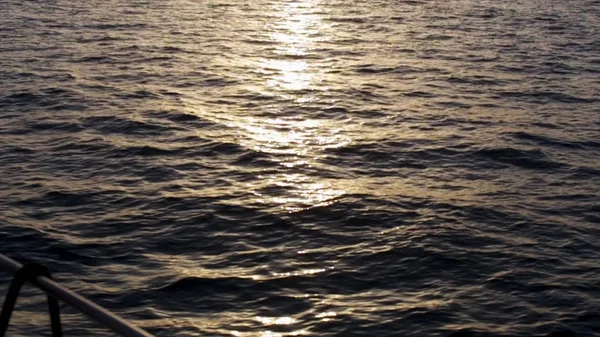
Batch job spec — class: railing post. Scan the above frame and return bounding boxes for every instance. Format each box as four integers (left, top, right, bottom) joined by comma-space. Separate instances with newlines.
0, 253, 154, 337
0, 263, 62, 337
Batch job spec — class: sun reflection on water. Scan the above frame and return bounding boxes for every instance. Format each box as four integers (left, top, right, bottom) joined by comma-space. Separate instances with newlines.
179, 2, 350, 331
253, 173, 344, 211
234, 117, 347, 156
239, 0, 349, 211
255, 316, 297, 326
264, 60, 312, 92
220, 4, 348, 334
261, 0, 326, 93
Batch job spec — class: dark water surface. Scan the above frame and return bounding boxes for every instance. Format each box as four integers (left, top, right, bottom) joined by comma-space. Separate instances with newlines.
1, 0, 600, 336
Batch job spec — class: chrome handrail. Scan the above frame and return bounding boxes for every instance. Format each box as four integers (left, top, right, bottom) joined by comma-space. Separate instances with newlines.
0, 253, 154, 337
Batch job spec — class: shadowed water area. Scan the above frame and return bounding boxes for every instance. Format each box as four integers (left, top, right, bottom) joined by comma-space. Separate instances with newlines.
1, 0, 600, 336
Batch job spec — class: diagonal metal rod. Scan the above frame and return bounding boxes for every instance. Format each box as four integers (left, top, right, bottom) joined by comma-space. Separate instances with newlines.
0, 253, 154, 337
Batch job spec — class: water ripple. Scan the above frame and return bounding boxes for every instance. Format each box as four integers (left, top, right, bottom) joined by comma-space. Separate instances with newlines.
1, 0, 600, 336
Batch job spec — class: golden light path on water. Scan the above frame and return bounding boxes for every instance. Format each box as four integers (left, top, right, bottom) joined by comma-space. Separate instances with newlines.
240, 3, 342, 333
183, 0, 351, 213
263, 1, 321, 92
173, 2, 350, 336
250, 1, 348, 212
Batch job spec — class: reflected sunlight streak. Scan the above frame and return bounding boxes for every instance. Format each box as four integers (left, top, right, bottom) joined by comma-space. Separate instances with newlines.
261, 0, 325, 92
184, 0, 350, 209
241, 0, 349, 211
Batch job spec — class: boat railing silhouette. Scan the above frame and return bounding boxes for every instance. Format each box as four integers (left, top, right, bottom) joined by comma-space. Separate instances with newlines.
0, 253, 154, 337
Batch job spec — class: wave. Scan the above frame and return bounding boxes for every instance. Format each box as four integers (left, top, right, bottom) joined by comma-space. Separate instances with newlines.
497, 91, 597, 104
325, 142, 568, 172
511, 131, 600, 150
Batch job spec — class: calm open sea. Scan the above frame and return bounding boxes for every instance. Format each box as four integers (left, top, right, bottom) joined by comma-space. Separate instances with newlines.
1, 0, 600, 336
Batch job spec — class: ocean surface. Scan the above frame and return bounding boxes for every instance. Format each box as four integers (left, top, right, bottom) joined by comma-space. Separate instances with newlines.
1, 0, 600, 336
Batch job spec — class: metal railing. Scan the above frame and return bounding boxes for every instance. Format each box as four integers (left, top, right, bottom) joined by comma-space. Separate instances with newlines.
0, 253, 154, 337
